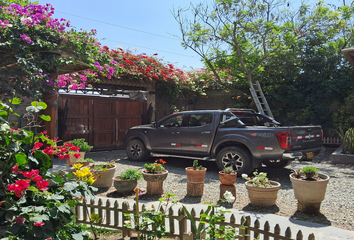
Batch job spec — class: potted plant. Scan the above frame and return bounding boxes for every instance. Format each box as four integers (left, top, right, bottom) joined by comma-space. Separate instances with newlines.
219, 166, 237, 186
290, 166, 330, 214
242, 170, 281, 207
67, 138, 93, 166
331, 127, 354, 164
142, 159, 168, 194
113, 169, 143, 193
91, 160, 117, 188
185, 160, 207, 183
77, 157, 95, 166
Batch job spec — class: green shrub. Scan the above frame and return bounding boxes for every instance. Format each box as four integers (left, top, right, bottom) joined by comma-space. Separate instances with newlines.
301, 166, 320, 174
120, 169, 143, 181
68, 138, 93, 152
343, 128, 354, 154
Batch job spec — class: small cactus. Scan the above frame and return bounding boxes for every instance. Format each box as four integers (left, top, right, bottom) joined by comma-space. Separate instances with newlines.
223, 167, 234, 174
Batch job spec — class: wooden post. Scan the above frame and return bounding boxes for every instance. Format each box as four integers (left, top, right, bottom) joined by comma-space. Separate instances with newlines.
42, 71, 59, 168
187, 182, 204, 196
219, 184, 236, 200
146, 181, 164, 195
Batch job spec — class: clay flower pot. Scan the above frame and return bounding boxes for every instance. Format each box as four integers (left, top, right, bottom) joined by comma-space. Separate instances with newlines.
219, 171, 237, 186
92, 165, 117, 188
185, 167, 207, 183
290, 173, 330, 214
113, 176, 137, 193
67, 152, 85, 166
245, 180, 281, 207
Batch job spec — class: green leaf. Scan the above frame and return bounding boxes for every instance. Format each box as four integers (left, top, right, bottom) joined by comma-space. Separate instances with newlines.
15, 152, 27, 165
40, 114, 51, 121
9, 97, 21, 105
63, 182, 79, 191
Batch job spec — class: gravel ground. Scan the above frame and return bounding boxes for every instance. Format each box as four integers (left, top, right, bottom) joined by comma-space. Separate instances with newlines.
89, 147, 354, 232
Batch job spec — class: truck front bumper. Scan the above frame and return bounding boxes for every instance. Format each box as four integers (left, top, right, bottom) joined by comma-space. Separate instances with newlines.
282, 147, 322, 160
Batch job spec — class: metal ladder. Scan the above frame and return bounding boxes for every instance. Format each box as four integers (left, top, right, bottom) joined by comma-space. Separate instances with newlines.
249, 81, 274, 119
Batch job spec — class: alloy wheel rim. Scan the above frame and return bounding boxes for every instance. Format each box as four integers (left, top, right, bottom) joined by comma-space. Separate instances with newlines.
221, 152, 243, 171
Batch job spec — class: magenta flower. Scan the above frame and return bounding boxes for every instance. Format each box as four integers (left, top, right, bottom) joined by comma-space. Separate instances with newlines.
20, 34, 32, 44
15, 217, 25, 224
34, 222, 45, 227
36, 180, 49, 191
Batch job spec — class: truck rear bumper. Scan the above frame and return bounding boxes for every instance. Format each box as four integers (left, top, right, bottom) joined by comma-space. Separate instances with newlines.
282, 147, 322, 160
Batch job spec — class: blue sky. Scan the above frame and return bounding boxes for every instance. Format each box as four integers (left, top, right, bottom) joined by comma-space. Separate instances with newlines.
37, 0, 341, 71
38, 0, 209, 70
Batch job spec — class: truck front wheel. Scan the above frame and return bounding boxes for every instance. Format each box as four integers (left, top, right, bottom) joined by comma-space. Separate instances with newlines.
216, 146, 253, 175
126, 139, 148, 161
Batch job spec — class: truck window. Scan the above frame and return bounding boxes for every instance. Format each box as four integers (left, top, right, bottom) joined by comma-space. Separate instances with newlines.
188, 113, 212, 127
159, 115, 184, 128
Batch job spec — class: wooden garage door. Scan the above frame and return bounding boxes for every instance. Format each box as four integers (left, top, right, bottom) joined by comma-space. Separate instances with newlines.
58, 95, 145, 150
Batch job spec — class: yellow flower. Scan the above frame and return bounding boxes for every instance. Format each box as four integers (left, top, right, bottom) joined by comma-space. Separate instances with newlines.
73, 163, 83, 170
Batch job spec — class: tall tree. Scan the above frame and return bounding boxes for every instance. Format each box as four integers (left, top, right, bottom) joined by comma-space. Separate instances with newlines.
173, 0, 354, 97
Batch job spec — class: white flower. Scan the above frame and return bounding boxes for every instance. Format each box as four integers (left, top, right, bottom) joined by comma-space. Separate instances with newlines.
241, 173, 248, 179
214, 206, 227, 217
146, 205, 154, 211
223, 190, 235, 203
124, 220, 131, 225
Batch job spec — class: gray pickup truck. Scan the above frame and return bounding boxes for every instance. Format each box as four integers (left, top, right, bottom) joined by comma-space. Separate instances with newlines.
124, 109, 322, 174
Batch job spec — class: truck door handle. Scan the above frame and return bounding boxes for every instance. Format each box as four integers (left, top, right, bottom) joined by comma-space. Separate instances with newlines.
202, 131, 211, 134
172, 132, 180, 134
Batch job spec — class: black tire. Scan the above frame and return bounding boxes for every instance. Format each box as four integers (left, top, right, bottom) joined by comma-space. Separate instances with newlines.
216, 146, 253, 175
263, 159, 292, 168
125, 139, 148, 161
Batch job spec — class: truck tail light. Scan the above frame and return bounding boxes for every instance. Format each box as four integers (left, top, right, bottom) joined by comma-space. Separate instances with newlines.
276, 131, 291, 149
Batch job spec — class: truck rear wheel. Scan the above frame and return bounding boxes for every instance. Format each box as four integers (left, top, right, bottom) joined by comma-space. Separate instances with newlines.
263, 159, 292, 168
126, 139, 148, 161
216, 146, 253, 175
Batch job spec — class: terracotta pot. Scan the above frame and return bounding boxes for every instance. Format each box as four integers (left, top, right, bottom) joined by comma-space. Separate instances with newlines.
290, 173, 330, 213
245, 180, 281, 207
92, 165, 117, 188
113, 176, 137, 193
185, 167, 207, 183
67, 152, 86, 166
78, 161, 90, 166
219, 171, 237, 186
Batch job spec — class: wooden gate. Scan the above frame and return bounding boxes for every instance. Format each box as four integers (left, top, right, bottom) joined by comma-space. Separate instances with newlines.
58, 94, 145, 150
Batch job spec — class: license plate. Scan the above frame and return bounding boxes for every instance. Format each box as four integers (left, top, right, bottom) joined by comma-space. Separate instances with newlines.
306, 152, 314, 159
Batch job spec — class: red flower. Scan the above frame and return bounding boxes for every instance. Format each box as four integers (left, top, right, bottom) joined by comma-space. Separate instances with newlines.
23, 169, 39, 179
7, 179, 30, 198
11, 165, 19, 173
74, 153, 81, 159
36, 180, 49, 191
15, 217, 25, 224
34, 222, 45, 227
70, 146, 80, 152
32, 175, 42, 182
33, 142, 43, 150
157, 159, 166, 164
